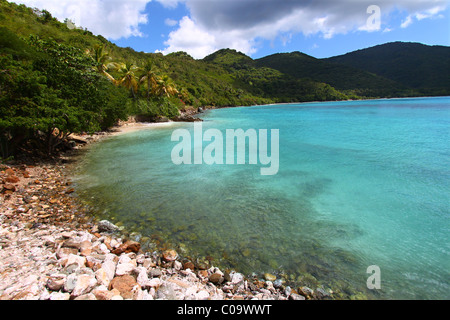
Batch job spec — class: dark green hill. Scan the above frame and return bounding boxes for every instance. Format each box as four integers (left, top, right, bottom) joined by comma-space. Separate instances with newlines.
203, 48, 254, 68
203, 48, 348, 102
326, 42, 450, 96
255, 51, 411, 98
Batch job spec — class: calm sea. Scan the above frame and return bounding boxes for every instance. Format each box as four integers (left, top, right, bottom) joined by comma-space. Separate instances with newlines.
74, 97, 450, 299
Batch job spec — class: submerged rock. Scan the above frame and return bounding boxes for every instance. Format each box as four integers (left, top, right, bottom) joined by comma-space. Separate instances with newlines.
162, 249, 178, 262
264, 273, 277, 282
98, 220, 119, 233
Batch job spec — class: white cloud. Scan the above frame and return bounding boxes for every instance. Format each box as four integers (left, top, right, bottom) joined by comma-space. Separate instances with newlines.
11, 0, 151, 40
164, 18, 178, 27
156, 0, 180, 9
161, 16, 257, 59
161, 0, 448, 58
401, 15, 414, 28
11, 0, 448, 58
162, 16, 216, 58
400, 4, 446, 29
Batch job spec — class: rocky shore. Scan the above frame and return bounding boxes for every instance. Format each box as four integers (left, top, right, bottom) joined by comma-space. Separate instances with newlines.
0, 125, 327, 301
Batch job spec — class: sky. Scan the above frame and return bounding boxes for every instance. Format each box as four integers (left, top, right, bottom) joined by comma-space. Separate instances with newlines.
11, 0, 450, 59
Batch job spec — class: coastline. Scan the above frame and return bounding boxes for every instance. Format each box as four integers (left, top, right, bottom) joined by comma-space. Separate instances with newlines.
0, 118, 321, 301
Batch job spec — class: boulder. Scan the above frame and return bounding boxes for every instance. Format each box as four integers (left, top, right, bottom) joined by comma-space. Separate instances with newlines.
183, 261, 195, 271
298, 286, 314, 299
162, 249, 178, 262
109, 275, 137, 300
98, 220, 119, 233
264, 273, 277, 282
209, 273, 224, 284
71, 274, 97, 297
230, 272, 244, 285
112, 240, 140, 255
46, 274, 67, 291
5, 175, 20, 183
2, 184, 16, 192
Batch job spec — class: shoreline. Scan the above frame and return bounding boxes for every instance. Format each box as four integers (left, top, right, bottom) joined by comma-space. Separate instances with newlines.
0, 119, 324, 301
2, 111, 377, 300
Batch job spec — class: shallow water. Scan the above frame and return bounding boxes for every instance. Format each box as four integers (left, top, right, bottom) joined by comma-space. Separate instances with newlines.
74, 97, 450, 299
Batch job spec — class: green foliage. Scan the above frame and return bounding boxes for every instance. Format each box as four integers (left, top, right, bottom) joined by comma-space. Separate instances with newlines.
326, 42, 450, 96
0, 23, 128, 156
0, 0, 448, 158
255, 51, 409, 98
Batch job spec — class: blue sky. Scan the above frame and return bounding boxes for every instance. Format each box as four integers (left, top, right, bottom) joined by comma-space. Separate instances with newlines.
13, 0, 450, 59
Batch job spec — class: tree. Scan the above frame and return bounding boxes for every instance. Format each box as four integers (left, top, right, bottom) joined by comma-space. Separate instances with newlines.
114, 62, 140, 99
1, 32, 130, 157
154, 74, 178, 98
91, 44, 116, 82
139, 59, 159, 101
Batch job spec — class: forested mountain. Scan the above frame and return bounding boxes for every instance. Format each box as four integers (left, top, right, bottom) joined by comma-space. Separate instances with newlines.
0, 0, 448, 158
326, 42, 450, 96
255, 51, 412, 98
203, 49, 347, 102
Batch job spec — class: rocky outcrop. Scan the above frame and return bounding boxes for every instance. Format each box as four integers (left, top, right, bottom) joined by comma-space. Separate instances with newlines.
0, 217, 296, 300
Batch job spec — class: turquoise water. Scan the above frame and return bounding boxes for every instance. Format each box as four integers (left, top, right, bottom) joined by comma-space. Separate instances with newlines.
75, 97, 450, 299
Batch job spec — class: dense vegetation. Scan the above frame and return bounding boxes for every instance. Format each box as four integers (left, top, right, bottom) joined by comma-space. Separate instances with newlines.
0, 0, 448, 158
0, 27, 129, 157
203, 49, 348, 102
255, 51, 417, 98
326, 42, 450, 96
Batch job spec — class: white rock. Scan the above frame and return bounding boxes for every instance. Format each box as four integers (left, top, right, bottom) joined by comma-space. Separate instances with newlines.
146, 278, 161, 288
118, 254, 132, 264
47, 273, 67, 291
184, 286, 198, 300
115, 262, 135, 276
196, 290, 211, 300
39, 289, 51, 300
71, 274, 97, 297
110, 238, 120, 248
101, 259, 117, 281
230, 272, 244, 285
49, 292, 71, 300
95, 267, 111, 287
140, 289, 154, 300
74, 293, 97, 300
173, 260, 182, 271
135, 267, 149, 287
98, 220, 119, 233
98, 243, 110, 254
64, 273, 78, 292
65, 254, 86, 268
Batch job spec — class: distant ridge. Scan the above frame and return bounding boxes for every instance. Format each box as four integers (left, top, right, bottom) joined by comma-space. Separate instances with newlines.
326, 42, 450, 96
255, 50, 407, 98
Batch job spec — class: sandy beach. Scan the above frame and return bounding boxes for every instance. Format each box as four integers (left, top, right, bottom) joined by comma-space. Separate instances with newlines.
109, 121, 180, 136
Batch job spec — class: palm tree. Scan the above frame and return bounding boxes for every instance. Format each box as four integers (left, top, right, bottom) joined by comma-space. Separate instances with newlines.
140, 59, 159, 101
154, 74, 179, 98
90, 45, 116, 82
114, 62, 140, 99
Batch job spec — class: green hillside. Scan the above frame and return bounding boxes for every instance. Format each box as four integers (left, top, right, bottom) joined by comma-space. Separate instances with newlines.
1, 0, 448, 158
0, 0, 271, 157
255, 51, 413, 98
203, 49, 348, 102
326, 42, 450, 96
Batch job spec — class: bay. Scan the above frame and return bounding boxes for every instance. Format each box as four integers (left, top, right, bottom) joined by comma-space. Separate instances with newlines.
74, 97, 450, 299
